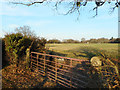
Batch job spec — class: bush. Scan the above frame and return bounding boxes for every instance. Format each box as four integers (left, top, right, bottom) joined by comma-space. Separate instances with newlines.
4, 33, 32, 65
3, 25, 47, 69
31, 37, 46, 52
4, 32, 46, 67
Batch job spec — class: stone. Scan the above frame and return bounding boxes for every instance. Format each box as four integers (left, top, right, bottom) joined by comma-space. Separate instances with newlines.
90, 56, 102, 67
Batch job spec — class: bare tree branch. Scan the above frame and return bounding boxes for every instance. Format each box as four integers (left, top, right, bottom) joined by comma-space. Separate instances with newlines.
11, 0, 120, 17
12, 0, 46, 6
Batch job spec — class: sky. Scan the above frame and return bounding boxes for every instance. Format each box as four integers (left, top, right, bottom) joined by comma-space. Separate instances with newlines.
0, 1, 118, 41
118, 7, 120, 38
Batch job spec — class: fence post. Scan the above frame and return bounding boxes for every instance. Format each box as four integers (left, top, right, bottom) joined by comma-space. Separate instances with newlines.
70, 59, 72, 88
55, 58, 57, 83
44, 52, 46, 76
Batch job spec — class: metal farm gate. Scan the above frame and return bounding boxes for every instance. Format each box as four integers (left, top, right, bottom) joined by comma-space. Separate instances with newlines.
30, 52, 120, 88
30, 52, 94, 88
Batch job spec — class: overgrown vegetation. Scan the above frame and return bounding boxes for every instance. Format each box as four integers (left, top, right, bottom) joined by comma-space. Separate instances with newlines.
2, 26, 46, 68
1, 26, 48, 88
4, 33, 31, 65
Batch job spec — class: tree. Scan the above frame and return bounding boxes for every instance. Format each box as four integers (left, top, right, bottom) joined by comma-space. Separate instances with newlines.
15, 26, 47, 52
114, 38, 120, 43
15, 25, 35, 38
11, 0, 120, 17
63, 39, 79, 43
88, 38, 97, 43
47, 39, 61, 43
109, 37, 116, 43
81, 38, 85, 43
97, 38, 109, 43
110, 37, 114, 40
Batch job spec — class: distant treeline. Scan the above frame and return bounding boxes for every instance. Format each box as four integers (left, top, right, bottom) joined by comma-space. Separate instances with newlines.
47, 37, 120, 43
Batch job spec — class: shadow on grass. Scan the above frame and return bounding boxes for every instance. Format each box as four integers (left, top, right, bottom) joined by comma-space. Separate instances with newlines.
54, 61, 104, 88
44, 50, 104, 88
47, 50, 67, 57
71, 62, 103, 88
72, 47, 104, 60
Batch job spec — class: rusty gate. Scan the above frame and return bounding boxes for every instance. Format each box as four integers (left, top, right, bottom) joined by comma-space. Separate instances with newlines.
30, 52, 120, 88
30, 52, 94, 88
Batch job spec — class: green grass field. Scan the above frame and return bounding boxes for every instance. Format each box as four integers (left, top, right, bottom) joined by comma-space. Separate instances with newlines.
46, 43, 119, 60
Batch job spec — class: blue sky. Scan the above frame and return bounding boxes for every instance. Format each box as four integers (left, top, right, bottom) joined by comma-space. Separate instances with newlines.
0, 1, 118, 41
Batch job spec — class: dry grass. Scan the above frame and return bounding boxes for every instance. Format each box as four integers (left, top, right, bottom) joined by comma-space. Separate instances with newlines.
2, 63, 56, 88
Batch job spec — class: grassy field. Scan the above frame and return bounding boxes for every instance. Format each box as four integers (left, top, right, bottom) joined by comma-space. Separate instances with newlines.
46, 43, 119, 60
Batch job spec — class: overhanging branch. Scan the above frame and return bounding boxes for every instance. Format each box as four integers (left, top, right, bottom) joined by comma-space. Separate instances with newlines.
11, 0, 120, 17
12, 0, 46, 6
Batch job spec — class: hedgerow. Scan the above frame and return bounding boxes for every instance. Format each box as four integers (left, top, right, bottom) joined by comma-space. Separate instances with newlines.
3, 26, 46, 68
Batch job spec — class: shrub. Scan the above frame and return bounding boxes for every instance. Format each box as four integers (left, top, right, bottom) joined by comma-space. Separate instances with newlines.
31, 37, 46, 52
3, 25, 47, 69
4, 32, 46, 68
4, 33, 32, 66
